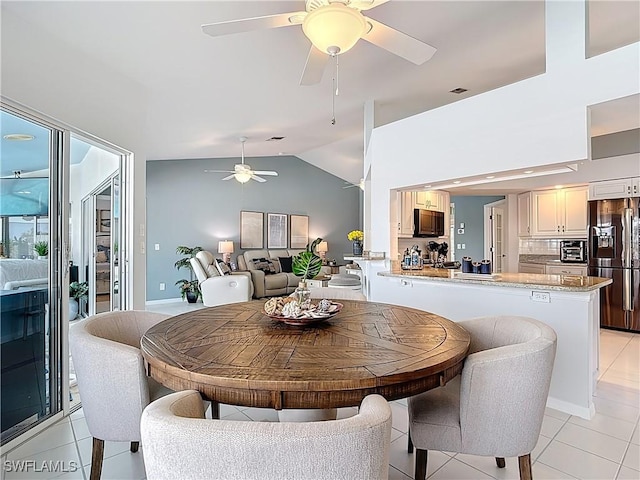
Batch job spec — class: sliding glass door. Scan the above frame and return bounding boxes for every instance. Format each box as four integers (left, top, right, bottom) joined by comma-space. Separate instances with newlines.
0, 107, 64, 445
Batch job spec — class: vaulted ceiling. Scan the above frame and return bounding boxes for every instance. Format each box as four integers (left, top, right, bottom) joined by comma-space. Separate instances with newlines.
2, 1, 638, 183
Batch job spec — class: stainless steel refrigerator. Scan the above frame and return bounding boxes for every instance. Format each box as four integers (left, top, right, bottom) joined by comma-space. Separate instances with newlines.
588, 197, 640, 332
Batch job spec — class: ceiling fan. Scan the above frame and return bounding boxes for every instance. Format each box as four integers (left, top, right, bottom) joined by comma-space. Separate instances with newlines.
205, 137, 278, 184
201, 0, 437, 85
343, 178, 365, 190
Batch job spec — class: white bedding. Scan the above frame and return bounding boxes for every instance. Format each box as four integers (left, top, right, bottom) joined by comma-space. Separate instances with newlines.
0, 259, 48, 290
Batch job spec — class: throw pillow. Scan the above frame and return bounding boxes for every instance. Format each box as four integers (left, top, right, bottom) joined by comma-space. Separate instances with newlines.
215, 259, 232, 276
252, 258, 277, 275
279, 256, 293, 273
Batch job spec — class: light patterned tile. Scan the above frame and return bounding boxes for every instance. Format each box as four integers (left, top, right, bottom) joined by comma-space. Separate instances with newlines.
76, 438, 132, 467
94, 449, 146, 480
532, 434, 553, 462
568, 412, 636, 442
7, 421, 75, 461
387, 436, 452, 478
537, 440, 619, 480
555, 423, 628, 463
389, 401, 408, 433
454, 453, 520, 479
545, 407, 571, 422
631, 424, 639, 446
540, 414, 566, 438
622, 443, 640, 471
388, 465, 412, 480
69, 418, 90, 442
594, 396, 640, 424
531, 462, 578, 479
429, 457, 493, 479
617, 465, 640, 479
4, 443, 81, 480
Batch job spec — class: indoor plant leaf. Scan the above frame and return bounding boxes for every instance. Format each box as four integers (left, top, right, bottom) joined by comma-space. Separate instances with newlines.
292, 238, 323, 280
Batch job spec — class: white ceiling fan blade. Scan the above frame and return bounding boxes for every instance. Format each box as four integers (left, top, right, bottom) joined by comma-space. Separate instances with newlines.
205, 169, 234, 173
349, 0, 390, 11
251, 175, 267, 183
300, 45, 330, 86
202, 11, 305, 38
252, 171, 278, 176
362, 17, 437, 65
221, 174, 236, 181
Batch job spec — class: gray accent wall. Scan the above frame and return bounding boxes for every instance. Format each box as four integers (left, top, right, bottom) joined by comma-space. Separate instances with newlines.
146, 155, 361, 300
451, 195, 505, 262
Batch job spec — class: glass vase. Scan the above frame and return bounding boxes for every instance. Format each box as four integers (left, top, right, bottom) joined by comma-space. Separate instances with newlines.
294, 280, 311, 309
352, 240, 363, 256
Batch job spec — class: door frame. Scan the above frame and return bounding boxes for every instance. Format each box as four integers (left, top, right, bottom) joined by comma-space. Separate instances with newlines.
484, 199, 507, 272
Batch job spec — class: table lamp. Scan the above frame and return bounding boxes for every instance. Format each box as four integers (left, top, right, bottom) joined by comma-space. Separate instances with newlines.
317, 241, 328, 263
218, 240, 234, 264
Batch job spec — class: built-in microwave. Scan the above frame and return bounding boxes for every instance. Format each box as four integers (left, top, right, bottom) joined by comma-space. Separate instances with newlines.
413, 208, 445, 237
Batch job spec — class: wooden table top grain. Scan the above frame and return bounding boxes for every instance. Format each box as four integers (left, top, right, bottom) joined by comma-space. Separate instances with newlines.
141, 300, 470, 410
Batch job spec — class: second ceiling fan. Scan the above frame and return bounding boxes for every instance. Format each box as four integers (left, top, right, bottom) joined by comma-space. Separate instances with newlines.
201, 0, 437, 85
205, 137, 278, 184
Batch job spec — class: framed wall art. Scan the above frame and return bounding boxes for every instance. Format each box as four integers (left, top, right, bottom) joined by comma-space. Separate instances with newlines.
267, 213, 288, 249
98, 209, 111, 233
240, 211, 264, 249
289, 214, 309, 249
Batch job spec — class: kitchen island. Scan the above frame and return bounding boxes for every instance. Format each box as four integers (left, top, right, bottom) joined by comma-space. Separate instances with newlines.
372, 262, 612, 419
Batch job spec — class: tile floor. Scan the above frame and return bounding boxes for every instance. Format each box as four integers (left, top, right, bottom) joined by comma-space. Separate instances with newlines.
1, 301, 638, 480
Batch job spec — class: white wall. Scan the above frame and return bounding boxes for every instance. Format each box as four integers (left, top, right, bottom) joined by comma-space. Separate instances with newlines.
366, 1, 639, 259
2, 8, 149, 308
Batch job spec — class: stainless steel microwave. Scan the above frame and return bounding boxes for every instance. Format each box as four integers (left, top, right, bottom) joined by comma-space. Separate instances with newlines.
413, 208, 445, 237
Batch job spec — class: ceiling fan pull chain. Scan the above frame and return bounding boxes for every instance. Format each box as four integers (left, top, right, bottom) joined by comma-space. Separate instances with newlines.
331, 54, 339, 125
335, 54, 339, 96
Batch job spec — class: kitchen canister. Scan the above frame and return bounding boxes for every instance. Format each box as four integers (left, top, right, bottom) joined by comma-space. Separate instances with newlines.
480, 259, 492, 274
472, 261, 481, 274
461, 257, 473, 273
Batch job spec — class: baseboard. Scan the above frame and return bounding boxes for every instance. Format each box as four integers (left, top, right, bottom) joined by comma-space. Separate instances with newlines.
145, 297, 183, 305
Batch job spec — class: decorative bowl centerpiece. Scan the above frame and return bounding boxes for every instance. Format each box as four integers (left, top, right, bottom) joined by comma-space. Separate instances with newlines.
263, 297, 343, 326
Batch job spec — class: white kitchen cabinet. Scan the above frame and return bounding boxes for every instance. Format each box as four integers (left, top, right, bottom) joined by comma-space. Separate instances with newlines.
589, 177, 640, 200
518, 263, 546, 274
517, 192, 531, 237
545, 264, 587, 275
398, 191, 414, 238
530, 186, 587, 238
414, 191, 441, 211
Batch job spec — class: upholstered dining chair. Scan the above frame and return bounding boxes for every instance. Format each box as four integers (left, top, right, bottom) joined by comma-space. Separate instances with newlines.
141, 390, 392, 480
69, 310, 172, 480
309, 286, 367, 301
407, 316, 557, 480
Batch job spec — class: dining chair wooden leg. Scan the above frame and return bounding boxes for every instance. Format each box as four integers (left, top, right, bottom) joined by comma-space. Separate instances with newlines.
90, 438, 104, 480
408, 429, 414, 453
496, 457, 506, 468
518, 454, 532, 480
130, 441, 139, 453
414, 448, 428, 480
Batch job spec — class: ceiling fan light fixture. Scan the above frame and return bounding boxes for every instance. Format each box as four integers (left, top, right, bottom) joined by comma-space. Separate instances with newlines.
234, 171, 252, 183
302, 4, 366, 55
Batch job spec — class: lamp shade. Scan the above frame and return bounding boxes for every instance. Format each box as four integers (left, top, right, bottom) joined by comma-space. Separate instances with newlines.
218, 241, 234, 254
302, 4, 367, 55
317, 241, 328, 253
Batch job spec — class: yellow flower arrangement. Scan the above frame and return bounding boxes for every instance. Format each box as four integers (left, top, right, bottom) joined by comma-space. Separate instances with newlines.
347, 230, 364, 242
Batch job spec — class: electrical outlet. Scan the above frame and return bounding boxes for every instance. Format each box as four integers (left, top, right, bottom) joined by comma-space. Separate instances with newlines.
461, 244, 466, 249
159, 283, 165, 291
457, 244, 462, 249
531, 291, 551, 303
154, 243, 160, 251
457, 228, 465, 234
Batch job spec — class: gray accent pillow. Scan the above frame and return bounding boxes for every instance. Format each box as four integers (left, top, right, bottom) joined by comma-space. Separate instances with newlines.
252, 258, 277, 275
215, 259, 231, 276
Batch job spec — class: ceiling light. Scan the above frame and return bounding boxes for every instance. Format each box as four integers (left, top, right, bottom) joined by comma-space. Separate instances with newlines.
3, 133, 35, 141
486, 175, 495, 179
450, 88, 468, 94
424, 185, 432, 189
453, 180, 461, 184
524, 170, 534, 174
302, 3, 367, 55
234, 171, 252, 184
555, 185, 563, 189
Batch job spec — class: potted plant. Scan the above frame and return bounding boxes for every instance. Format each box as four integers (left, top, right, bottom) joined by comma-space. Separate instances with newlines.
347, 230, 364, 256
174, 245, 203, 301
175, 279, 199, 303
69, 281, 88, 320
292, 238, 323, 306
34, 240, 48, 259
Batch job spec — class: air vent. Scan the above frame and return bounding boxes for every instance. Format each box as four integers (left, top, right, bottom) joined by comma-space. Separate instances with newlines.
450, 88, 468, 94
266, 136, 285, 142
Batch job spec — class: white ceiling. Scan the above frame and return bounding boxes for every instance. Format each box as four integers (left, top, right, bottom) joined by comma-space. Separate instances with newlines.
2, 1, 639, 184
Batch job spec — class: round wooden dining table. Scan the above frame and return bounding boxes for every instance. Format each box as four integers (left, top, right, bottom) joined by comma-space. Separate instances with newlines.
141, 300, 470, 414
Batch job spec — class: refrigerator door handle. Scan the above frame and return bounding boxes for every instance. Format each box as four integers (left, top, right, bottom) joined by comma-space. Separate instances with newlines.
623, 268, 632, 312
622, 207, 632, 268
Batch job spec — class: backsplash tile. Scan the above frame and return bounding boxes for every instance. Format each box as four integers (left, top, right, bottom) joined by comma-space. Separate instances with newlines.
519, 238, 560, 255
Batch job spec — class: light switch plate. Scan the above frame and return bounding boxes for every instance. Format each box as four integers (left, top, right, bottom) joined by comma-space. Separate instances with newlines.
531, 291, 551, 303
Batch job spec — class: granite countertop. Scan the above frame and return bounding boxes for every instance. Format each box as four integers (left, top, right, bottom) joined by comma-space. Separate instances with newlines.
379, 262, 610, 292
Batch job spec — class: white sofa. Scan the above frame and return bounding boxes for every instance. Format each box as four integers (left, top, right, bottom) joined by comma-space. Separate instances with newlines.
190, 251, 253, 307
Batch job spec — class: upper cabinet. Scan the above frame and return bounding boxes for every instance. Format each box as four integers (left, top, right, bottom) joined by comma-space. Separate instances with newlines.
524, 186, 588, 238
397, 190, 450, 238
517, 192, 532, 237
589, 177, 640, 200
398, 191, 414, 238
